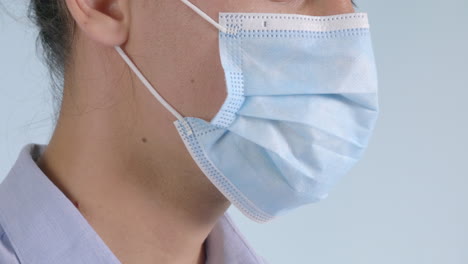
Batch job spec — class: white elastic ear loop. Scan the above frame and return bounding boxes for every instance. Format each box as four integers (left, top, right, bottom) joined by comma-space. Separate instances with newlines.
114, 46, 193, 136
180, 0, 234, 34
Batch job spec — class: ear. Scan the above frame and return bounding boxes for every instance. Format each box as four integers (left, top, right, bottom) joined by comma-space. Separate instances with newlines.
65, 0, 129, 46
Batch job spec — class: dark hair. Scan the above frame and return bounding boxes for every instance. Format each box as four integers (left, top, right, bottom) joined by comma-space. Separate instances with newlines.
28, 0, 75, 119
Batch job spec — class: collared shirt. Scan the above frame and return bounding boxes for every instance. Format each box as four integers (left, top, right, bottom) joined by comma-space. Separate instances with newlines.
0, 143, 268, 264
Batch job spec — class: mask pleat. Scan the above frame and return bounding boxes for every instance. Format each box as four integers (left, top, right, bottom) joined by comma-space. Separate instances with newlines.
236, 95, 375, 147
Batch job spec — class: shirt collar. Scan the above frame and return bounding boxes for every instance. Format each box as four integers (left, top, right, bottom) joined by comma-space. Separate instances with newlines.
0, 143, 266, 264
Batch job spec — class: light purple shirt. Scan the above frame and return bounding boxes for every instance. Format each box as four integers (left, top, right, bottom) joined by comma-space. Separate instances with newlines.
0, 143, 268, 264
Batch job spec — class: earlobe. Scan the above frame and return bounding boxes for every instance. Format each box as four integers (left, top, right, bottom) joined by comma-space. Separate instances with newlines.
65, 0, 129, 46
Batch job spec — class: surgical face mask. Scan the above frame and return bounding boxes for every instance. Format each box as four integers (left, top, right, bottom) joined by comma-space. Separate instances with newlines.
115, 0, 379, 223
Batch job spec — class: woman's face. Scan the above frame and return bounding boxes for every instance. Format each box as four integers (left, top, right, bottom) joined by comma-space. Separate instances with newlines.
63, 0, 355, 195
108, 0, 356, 185
126, 0, 355, 124
59, 0, 357, 207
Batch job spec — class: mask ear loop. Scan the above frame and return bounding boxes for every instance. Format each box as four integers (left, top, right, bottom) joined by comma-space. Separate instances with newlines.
114, 0, 236, 137
114, 46, 193, 136
180, 0, 238, 35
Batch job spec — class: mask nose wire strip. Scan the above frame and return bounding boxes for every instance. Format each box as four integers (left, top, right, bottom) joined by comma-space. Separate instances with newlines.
114, 46, 193, 136
180, 0, 230, 34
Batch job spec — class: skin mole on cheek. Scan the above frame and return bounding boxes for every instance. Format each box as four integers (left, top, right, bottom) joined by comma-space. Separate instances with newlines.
190, 78, 195, 84
142, 137, 148, 143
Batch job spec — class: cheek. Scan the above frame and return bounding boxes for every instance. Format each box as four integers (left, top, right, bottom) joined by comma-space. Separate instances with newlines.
130, 1, 230, 123
182, 54, 228, 122
303, 0, 355, 16
253, 0, 355, 15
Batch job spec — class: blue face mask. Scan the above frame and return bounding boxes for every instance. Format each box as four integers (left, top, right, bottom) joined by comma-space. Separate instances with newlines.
115, 0, 379, 223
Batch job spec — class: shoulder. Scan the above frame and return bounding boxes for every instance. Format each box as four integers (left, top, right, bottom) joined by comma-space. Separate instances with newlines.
0, 225, 21, 263
0, 144, 46, 264
216, 213, 270, 264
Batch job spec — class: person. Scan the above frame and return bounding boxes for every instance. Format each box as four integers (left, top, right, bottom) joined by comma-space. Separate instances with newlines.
0, 0, 379, 263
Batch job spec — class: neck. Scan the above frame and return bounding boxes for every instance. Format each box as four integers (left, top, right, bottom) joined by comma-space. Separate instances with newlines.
36, 41, 230, 264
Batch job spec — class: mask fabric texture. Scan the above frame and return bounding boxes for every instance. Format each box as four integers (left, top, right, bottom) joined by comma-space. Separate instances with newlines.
115, 4, 379, 223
